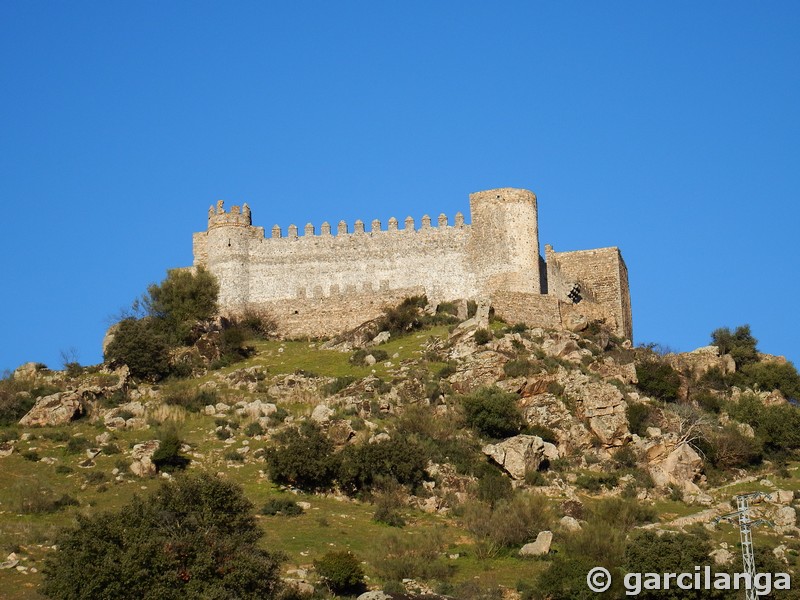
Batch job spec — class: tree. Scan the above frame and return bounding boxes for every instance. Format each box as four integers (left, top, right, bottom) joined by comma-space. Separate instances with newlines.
42, 473, 283, 600
146, 266, 219, 344
711, 325, 759, 369
104, 318, 171, 381
635, 359, 681, 403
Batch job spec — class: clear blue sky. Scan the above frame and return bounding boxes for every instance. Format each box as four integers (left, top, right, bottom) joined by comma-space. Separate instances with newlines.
1, 2, 798, 373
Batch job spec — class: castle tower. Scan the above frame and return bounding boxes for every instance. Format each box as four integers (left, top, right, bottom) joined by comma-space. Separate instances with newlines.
467, 188, 542, 295
201, 201, 256, 311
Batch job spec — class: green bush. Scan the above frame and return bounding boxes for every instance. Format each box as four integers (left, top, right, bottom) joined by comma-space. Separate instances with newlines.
105, 318, 171, 381
338, 437, 429, 494
375, 296, 426, 336
525, 424, 557, 444
698, 424, 763, 470
626, 403, 655, 436
0, 374, 37, 426
261, 497, 303, 516
164, 387, 218, 412
223, 448, 245, 462
314, 551, 365, 595
42, 473, 282, 600
575, 473, 619, 492
21, 449, 40, 461
322, 376, 355, 396
693, 390, 723, 413
727, 393, 800, 454
476, 468, 513, 507
245, 421, 265, 437
373, 531, 450, 582
151, 428, 190, 473
462, 494, 553, 557
635, 359, 681, 403
265, 423, 339, 492
739, 360, 800, 401
503, 358, 538, 378
350, 348, 389, 366
474, 328, 492, 345
65, 436, 91, 455
462, 386, 523, 439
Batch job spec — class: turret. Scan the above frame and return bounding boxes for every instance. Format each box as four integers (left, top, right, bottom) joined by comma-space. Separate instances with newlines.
204, 200, 255, 311
467, 188, 542, 294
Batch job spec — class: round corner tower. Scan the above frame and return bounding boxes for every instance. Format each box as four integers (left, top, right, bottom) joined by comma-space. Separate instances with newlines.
467, 187, 542, 295
202, 200, 257, 313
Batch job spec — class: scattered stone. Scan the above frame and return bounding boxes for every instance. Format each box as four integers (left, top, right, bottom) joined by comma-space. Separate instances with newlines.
560, 516, 582, 532
311, 404, 334, 424
519, 531, 553, 556
130, 440, 160, 478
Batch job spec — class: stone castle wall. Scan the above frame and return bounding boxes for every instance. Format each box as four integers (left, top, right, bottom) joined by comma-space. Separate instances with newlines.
191, 188, 633, 340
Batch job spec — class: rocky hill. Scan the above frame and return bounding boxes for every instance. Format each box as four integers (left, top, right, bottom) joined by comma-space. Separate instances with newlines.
1, 298, 799, 600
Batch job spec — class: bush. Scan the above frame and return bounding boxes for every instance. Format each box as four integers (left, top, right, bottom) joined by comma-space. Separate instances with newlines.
373, 531, 450, 582
223, 448, 245, 462
474, 328, 492, 345
42, 473, 283, 600
376, 296, 426, 336
234, 307, 277, 340
728, 393, 800, 454
462, 494, 553, 557
372, 484, 407, 527
350, 348, 389, 366
105, 318, 171, 381
476, 468, 513, 507
575, 473, 619, 492
245, 422, 265, 437
338, 437, 429, 494
0, 374, 37, 426
739, 360, 800, 401
626, 403, 655, 436
164, 387, 218, 412
265, 422, 339, 492
525, 424, 558, 444
503, 358, 538, 378
322, 376, 355, 396
699, 424, 763, 470
261, 497, 303, 516
462, 386, 523, 439
693, 390, 722, 413
65, 436, 91, 455
635, 359, 681, 403
151, 428, 190, 473
314, 551, 365, 595
21, 450, 40, 461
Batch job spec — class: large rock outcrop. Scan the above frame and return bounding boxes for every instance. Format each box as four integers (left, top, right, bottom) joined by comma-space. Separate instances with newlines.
482, 435, 559, 480
19, 392, 84, 427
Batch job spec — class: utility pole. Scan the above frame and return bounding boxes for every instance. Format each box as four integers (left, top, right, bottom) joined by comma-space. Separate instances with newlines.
713, 492, 772, 600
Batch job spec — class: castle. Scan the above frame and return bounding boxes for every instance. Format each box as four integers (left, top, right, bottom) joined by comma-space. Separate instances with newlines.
192, 188, 633, 340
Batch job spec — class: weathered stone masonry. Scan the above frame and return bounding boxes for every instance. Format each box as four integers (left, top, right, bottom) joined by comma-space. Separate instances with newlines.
191, 188, 633, 340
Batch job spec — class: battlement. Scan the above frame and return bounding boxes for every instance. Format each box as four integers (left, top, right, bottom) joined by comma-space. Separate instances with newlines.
191, 187, 632, 340
266, 211, 467, 239
208, 200, 252, 228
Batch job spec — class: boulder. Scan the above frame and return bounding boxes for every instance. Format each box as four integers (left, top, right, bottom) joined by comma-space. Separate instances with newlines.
711, 548, 734, 565
0, 442, 14, 458
19, 392, 83, 427
13, 362, 44, 381
357, 592, 392, 600
311, 404, 334, 424
370, 331, 391, 346
648, 442, 703, 489
773, 506, 797, 529
558, 370, 629, 446
482, 435, 555, 480
519, 531, 553, 556
560, 516, 581, 532
328, 420, 356, 445
130, 440, 160, 477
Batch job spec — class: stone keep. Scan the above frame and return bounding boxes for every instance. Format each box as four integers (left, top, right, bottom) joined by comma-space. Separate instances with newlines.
192, 188, 633, 340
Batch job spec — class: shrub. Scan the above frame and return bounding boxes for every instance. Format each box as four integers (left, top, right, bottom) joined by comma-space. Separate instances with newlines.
376, 296, 426, 336
373, 531, 450, 582
613, 446, 637, 468
698, 425, 763, 470
234, 307, 277, 340
635, 359, 681, 402
65, 436, 91, 455
739, 360, 800, 401
476, 468, 513, 507
223, 449, 245, 462
626, 403, 655, 436
350, 348, 389, 366
693, 390, 722, 413
104, 318, 171, 381
372, 483, 407, 527
314, 551, 365, 595
575, 473, 619, 492
42, 473, 282, 599
462, 493, 553, 557
164, 387, 218, 412
525, 424, 558, 444
13, 482, 78, 514
261, 497, 303, 516
55, 465, 73, 475
728, 393, 800, 454
0, 374, 37, 426
322, 376, 355, 396
21, 450, 40, 461
436, 363, 457, 379
503, 358, 538, 378
265, 422, 339, 492
245, 422, 265, 437
474, 328, 492, 345
151, 428, 190, 473
338, 437, 429, 494
462, 386, 523, 439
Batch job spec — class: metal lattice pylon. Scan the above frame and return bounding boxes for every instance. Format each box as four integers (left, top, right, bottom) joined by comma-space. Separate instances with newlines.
713, 492, 772, 600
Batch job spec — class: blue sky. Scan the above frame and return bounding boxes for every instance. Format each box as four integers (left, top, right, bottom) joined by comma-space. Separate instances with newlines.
1, 2, 798, 373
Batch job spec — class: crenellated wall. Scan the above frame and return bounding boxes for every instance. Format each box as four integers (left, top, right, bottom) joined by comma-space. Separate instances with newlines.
191, 187, 633, 340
